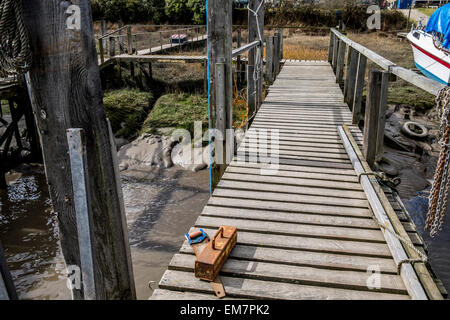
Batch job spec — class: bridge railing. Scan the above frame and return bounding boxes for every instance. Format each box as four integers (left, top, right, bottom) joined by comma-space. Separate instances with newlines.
98, 25, 207, 63
329, 28, 446, 167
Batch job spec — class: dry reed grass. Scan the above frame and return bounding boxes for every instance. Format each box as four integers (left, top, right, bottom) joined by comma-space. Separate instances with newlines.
283, 44, 328, 60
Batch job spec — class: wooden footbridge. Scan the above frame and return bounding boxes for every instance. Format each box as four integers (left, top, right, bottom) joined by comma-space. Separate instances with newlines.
150, 0, 446, 299
151, 59, 443, 300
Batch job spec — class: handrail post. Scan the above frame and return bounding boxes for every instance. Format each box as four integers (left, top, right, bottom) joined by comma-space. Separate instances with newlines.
375, 71, 389, 163
352, 52, 367, 124
237, 28, 242, 85
336, 39, 346, 87
265, 36, 274, 84
127, 26, 132, 54
149, 34, 152, 54
118, 21, 124, 54
363, 69, 383, 167
248, 0, 264, 111
328, 31, 334, 64
332, 36, 339, 72
101, 20, 107, 54
109, 36, 115, 57
99, 38, 104, 64
160, 31, 163, 51
344, 46, 358, 108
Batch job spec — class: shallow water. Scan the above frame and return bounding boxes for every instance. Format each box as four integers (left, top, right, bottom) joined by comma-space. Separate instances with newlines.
0, 165, 210, 300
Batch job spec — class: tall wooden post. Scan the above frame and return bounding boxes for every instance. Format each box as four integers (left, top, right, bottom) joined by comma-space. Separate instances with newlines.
118, 21, 124, 54
265, 36, 274, 84
352, 53, 367, 124
328, 32, 334, 64
274, 31, 281, 77
332, 38, 339, 73
375, 71, 389, 162
208, 0, 233, 187
23, 0, 136, 300
0, 241, 17, 300
363, 70, 382, 167
237, 29, 242, 85
344, 47, 358, 108
336, 40, 346, 87
101, 20, 107, 54
248, 0, 264, 112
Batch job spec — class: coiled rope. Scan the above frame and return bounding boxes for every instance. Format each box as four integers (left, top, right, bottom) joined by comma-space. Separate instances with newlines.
426, 87, 450, 237
0, 0, 32, 77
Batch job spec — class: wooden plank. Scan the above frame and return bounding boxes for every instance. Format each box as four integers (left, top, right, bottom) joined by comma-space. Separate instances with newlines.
195, 216, 384, 242
212, 188, 368, 208
179, 243, 397, 273
159, 270, 410, 300
194, 227, 392, 258
202, 205, 376, 229
150, 289, 237, 300
169, 254, 407, 294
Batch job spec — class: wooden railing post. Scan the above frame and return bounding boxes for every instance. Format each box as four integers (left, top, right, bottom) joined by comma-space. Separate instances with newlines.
99, 38, 104, 64
278, 28, 284, 60
336, 40, 346, 86
332, 37, 339, 72
237, 28, 242, 85
149, 34, 152, 54
160, 31, 163, 51
352, 53, 367, 124
376, 71, 389, 162
208, 0, 233, 187
344, 47, 358, 108
274, 31, 281, 77
109, 36, 115, 57
248, 0, 264, 112
265, 36, 274, 84
101, 20, 107, 54
363, 70, 383, 167
118, 21, 124, 54
328, 32, 334, 64
127, 26, 132, 54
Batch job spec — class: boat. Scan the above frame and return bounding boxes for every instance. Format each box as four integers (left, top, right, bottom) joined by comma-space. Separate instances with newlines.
407, 4, 450, 85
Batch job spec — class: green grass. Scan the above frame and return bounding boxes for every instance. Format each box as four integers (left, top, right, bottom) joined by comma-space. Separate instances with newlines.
417, 8, 436, 17
141, 93, 208, 136
387, 80, 436, 112
103, 89, 153, 139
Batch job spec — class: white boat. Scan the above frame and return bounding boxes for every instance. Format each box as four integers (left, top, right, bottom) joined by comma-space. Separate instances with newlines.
407, 4, 450, 85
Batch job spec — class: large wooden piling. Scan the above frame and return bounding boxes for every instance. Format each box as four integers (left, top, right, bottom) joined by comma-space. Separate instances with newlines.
22, 0, 136, 300
208, 0, 233, 187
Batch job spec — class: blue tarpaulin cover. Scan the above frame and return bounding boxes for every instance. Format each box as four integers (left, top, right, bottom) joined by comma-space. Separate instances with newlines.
425, 4, 450, 49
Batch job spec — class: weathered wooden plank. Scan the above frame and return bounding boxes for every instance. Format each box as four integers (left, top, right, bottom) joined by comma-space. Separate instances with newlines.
179, 243, 397, 273
195, 215, 383, 242
194, 227, 392, 258
159, 270, 410, 300
170, 254, 407, 294
150, 289, 238, 300
212, 188, 368, 208
202, 205, 376, 229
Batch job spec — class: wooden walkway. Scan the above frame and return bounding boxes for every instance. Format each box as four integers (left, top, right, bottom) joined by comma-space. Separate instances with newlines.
151, 61, 429, 300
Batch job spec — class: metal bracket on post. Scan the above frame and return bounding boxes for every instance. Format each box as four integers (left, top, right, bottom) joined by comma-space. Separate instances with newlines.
67, 128, 96, 300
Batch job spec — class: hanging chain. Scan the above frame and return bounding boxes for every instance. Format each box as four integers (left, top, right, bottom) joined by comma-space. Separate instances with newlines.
426, 87, 450, 237
0, 0, 32, 77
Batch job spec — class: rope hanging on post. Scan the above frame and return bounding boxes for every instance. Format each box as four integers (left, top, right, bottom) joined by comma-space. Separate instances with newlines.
426, 87, 450, 237
0, 0, 32, 77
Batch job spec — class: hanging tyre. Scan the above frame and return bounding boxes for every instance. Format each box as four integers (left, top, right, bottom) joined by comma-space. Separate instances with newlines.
401, 121, 428, 139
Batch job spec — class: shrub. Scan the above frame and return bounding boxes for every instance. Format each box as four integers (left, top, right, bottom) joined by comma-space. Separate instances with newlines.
103, 89, 153, 138
92, 0, 166, 23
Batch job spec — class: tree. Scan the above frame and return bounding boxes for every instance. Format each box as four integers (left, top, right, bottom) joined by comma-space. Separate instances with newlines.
187, 0, 206, 24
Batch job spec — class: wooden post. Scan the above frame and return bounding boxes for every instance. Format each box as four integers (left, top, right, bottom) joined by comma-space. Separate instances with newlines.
203, 60, 208, 95
160, 31, 163, 51
133, 35, 138, 54
23, 0, 136, 300
336, 40, 346, 86
273, 32, 281, 78
109, 37, 115, 57
0, 241, 17, 300
101, 20, 107, 54
149, 34, 152, 54
248, 0, 264, 112
363, 70, 383, 167
352, 53, 367, 124
208, 0, 233, 187
127, 26, 132, 54
375, 71, 389, 162
278, 28, 284, 60
237, 29, 242, 85
344, 47, 358, 108
118, 21, 124, 54
328, 32, 334, 64
99, 38, 104, 64
332, 37, 339, 73
265, 36, 274, 84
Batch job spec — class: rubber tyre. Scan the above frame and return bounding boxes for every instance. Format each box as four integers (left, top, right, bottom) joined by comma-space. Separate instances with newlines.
401, 121, 428, 139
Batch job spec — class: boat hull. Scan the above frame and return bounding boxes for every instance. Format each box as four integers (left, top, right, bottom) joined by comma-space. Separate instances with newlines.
407, 30, 450, 85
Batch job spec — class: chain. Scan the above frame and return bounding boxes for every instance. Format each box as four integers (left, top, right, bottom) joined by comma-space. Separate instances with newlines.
0, 0, 32, 77
426, 87, 450, 237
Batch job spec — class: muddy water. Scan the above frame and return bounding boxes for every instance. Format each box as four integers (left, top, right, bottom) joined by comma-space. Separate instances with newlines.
0, 164, 210, 300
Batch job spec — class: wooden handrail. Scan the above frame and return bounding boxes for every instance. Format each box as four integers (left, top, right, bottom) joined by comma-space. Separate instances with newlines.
331, 28, 445, 96
232, 40, 260, 57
